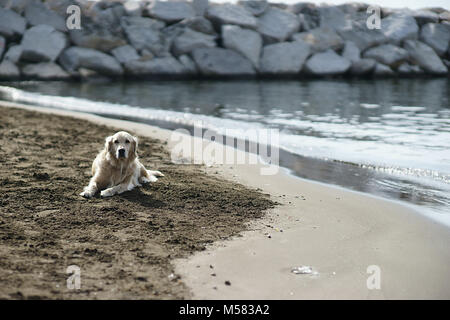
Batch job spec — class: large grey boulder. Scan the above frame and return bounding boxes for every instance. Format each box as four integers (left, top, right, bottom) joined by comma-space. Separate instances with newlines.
59, 46, 124, 76
388, 8, 439, 25
90, 6, 125, 31
238, 0, 268, 16
373, 63, 395, 76
122, 15, 166, 29
403, 40, 447, 74
349, 58, 376, 75
0, 59, 20, 78
69, 21, 127, 53
24, 1, 67, 32
381, 14, 419, 44
318, 6, 352, 31
21, 25, 68, 62
146, 1, 196, 23
178, 17, 217, 35
412, 10, 439, 25
292, 27, 343, 53
363, 44, 409, 67
111, 45, 140, 65
419, 23, 450, 56
121, 15, 166, 32
257, 7, 300, 43
124, 56, 187, 75
294, 4, 321, 31
304, 49, 351, 75
0, 36, 5, 59
222, 25, 262, 68
391, 8, 439, 26
298, 13, 320, 32
178, 54, 197, 74
159, 24, 186, 56
140, 50, 154, 61
1, 0, 29, 14
397, 62, 423, 74
191, 47, 255, 75
22, 62, 71, 80
3, 44, 22, 63
121, 16, 166, 56
338, 21, 387, 51
172, 28, 216, 56
206, 4, 258, 29
192, 0, 209, 16
260, 41, 311, 74
0, 8, 26, 39
342, 40, 360, 62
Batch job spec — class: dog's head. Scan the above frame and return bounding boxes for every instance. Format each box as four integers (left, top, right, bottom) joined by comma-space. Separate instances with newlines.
105, 131, 138, 161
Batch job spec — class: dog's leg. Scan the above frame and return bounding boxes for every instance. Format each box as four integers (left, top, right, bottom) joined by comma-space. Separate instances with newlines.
100, 183, 134, 198
80, 177, 99, 198
147, 170, 164, 177
140, 174, 158, 184
139, 166, 164, 184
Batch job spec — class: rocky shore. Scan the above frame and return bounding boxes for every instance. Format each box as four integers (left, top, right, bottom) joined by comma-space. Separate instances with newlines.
0, 0, 449, 80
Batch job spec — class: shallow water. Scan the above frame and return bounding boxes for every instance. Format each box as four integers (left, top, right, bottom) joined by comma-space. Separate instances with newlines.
1, 79, 449, 225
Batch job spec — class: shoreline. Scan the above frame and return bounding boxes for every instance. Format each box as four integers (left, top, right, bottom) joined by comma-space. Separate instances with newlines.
174, 129, 450, 299
1, 101, 450, 299
2, 72, 450, 82
1, 82, 448, 226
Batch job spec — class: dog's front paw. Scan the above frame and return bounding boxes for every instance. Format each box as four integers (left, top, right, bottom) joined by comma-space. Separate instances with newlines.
141, 175, 158, 184
80, 190, 94, 198
100, 189, 113, 198
154, 171, 164, 177
147, 170, 164, 177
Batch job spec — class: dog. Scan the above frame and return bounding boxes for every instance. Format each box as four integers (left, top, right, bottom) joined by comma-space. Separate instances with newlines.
80, 131, 164, 198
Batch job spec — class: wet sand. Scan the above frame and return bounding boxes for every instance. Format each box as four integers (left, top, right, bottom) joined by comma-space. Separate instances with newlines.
176, 163, 450, 299
1, 101, 450, 299
0, 102, 274, 299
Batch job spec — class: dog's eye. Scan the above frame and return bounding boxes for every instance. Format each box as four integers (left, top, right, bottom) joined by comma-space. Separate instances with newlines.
114, 140, 119, 144
125, 140, 130, 144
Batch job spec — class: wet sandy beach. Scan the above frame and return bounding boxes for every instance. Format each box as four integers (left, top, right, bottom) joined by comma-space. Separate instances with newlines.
1, 101, 449, 299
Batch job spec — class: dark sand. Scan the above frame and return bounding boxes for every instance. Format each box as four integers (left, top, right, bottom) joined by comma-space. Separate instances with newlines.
0, 106, 274, 299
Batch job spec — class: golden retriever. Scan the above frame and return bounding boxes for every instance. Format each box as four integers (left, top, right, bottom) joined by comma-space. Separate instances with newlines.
80, 131, 163, 198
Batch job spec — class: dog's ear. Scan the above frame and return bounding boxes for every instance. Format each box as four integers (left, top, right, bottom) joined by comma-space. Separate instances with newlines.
132, 136, 139, 157
105, 136, 114, 153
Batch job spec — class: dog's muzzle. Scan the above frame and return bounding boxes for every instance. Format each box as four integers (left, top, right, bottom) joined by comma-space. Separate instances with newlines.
118, 148, 126, 158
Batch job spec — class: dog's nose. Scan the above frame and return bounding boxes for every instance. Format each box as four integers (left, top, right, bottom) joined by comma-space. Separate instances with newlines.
118, 149, 126, 157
